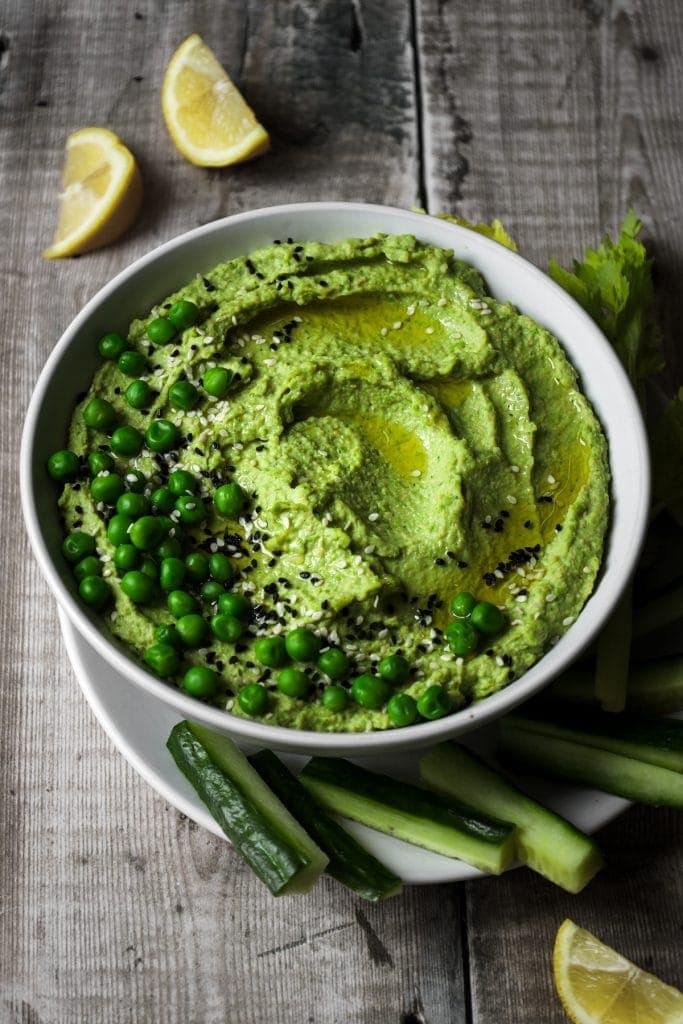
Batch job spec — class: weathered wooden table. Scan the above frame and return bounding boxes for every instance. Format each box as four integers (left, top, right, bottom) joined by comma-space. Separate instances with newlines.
2, 2, 682, 1021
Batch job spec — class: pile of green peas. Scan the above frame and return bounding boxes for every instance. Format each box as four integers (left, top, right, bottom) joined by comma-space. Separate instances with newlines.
445, 591, 506, 655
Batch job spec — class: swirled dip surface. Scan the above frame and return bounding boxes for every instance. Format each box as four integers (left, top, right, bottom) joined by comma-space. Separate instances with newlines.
60, 234, 609, 730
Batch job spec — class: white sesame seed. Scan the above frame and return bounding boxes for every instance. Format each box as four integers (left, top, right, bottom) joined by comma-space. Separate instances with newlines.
364, 545, 375, 554
547, 474, 556, 484
380, 327, 388, 336
425, 326, 434, 335
368, 512, 379, 522
438, 297, 447, 307
496, 656, 504, 667
546, 594, 556, 603
485, 514, 492, 523
506, 495, 518, 505
562, 615, 574, 626
263, 358, 276, 366
582, 565, 591, 574
494, 569, 504, 579
406, 304, 416, 316
516, 594, 527, 603
411, 469, 422, 478
510, 464, 520, 473
392, 321, 403, 330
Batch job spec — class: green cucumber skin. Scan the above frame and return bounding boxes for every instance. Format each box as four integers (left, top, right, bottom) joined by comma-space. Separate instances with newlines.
508, 702, 683, 773
420, 743, 604, 894
167, 723, 311, 896
498, 725, 683, 807
250, 750, 403, 902
300, 757, 516, 875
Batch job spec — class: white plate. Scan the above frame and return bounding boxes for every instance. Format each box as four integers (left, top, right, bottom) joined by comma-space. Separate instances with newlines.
59, 608, 630, 886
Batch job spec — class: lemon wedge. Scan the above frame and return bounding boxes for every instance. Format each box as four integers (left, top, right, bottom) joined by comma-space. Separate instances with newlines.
553, 919, 683, 1024
161, 33, 270, 167
43, 127, 142, 259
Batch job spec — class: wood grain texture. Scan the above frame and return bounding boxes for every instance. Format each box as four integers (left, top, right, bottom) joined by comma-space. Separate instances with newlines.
1, 0, 682, 1022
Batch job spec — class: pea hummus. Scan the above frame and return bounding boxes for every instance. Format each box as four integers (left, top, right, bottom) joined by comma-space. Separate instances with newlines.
58, 233, 609, 731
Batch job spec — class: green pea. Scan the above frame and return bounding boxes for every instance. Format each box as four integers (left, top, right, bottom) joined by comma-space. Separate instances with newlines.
88, 451, 115, 477
167, 590, 200, 618
471, 602, 505, 635
110, 425, 144, 457
125, 379, 153, 410
214, 482, 245, 518
238, 683, 268, 716
150, 486, 175, 514
175, 613, 209, 648
144, 642, 181, 677
129, 515, 164, 551
83, 397, 116, 432
417, 685, 452, 721
386, 693, 418, 727
139, 556, 159, 581
203, 366, 233, 398
168, 299, 199, 330
98, 332, 127, 360
321, 685, 348, 713
78, 575, 110, 609
155, 624, 182, 648
114, 543, 140, 571
168, 469, 197, 496
146, 317, 176, 345
116, 492, 149, 518
445, 619, 479, 656
378, 654, 411, 686
185, 551, 210, 582
174, 495, 206, 525
218, 592, 251, 619
156, 537, 183, 560
450, 591, 477, 618
160, 557, 186, 591
209, 552, 233, 583
182, 666, 219, 699
121, 570, 156, 603
117, 350, 147, 377
62, 531, 96, 563
200, 580, 225, 604
210, 613, 243, 643
169, 381, 199, 411
254, 635, 289, 668
90, 473, 125, 504
47, 449, 80, 482
106, 514, 133, 546
73, 555, 101, 583
285, 627, 320, 663
145, 419, 179, 453
124, 469, 146, 493
276, 666, 311, 699
351, 673, 390, 710
317, 647, 349, 679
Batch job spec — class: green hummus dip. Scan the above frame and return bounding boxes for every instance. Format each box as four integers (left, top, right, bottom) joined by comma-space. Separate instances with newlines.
58, 233, 609, 731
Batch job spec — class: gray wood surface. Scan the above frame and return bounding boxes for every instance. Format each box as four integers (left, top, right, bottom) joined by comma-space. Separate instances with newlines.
2, 1, 682, 1022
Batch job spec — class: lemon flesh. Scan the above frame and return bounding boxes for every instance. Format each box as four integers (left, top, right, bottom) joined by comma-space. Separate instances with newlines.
43, 127, 142, 259
553, 919, 683, 1024
161, 33, 270, 167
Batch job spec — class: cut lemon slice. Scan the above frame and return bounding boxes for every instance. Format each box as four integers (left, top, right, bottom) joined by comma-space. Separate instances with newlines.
553, 919, 683, 1024
161, 33, 270, 167
43, 127, 142, 259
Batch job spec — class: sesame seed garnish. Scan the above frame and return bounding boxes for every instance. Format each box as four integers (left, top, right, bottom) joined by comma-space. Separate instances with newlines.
411, 469, 422, 478
545, 593, 556, 603
582, 565, 591, 574
506, 495, 518, 505
425, 326, 434, 335
437, 297, 447, 307
547, 474, 556, 484
392, 321, 403, 330
562, 615, 574, 626
510, 465, 519, 473
368, 512, 379, 522
380, 327, 388, 336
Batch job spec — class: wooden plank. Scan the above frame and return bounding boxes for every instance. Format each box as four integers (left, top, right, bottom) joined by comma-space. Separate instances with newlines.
0, 2, 466, 1022
416, 0, 683, 1019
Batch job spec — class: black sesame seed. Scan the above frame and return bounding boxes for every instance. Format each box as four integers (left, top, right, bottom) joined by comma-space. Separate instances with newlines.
555, 524, 563, 532
457, 560, 468, 569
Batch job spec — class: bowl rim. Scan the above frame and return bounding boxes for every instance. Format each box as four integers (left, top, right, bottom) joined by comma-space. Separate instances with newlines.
21, 201, 651, 754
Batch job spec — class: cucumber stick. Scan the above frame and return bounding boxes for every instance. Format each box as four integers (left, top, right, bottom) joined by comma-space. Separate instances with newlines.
549, 660, 683, 715
167, 722, 328, 895
299, 757, 516, 875
505, 703, 683, 773
420, 743, 603, 893
250, 749, 403, 901
498, 723, 683, 807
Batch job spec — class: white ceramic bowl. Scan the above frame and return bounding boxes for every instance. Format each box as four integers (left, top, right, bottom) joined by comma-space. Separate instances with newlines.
21, 202, 650, 756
